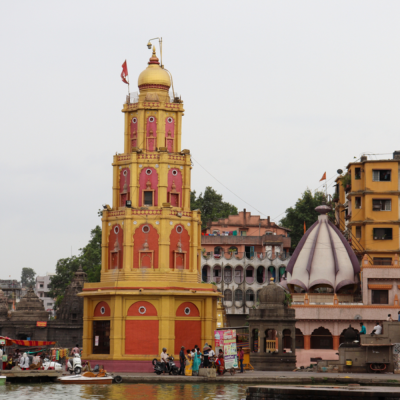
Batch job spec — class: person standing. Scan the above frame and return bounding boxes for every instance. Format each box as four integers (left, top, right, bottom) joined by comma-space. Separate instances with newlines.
398, 311, 400, 321
192, 348, 202, 376
203, 343, 210, 368
185, 349, 193, 376
387, 314, 393, 322
359, 322, 366, 335
238, 347, 244, 373
208, 345, 215, 368
160, 347, 169, 375
179, 346, 185, 375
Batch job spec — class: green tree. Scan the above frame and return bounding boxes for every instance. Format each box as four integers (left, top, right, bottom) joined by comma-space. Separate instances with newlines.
80, 226, 102, 282
49, 225, 102, 306
21, 267, 36, 287
280, 189, 331, 251
191, 187, 238, 229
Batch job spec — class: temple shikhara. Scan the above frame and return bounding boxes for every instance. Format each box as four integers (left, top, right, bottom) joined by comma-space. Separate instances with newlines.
79, 46, 219, 372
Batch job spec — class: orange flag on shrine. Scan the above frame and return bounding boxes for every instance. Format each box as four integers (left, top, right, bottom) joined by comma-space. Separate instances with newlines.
304, 221, 306, 234
319, 172, 326, 181
121, 60, 129, 84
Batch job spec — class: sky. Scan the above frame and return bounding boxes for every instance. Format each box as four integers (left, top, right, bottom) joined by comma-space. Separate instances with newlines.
1, 1, 399, 279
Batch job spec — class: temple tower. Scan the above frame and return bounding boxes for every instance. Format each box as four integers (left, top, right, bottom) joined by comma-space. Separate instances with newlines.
80, 47, 219, 371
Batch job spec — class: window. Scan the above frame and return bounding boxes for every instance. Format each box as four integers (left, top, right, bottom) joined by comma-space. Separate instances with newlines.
356, 226, 361, 239
355, 197, 361, 209
214, 247, 223, 255
373, 257, 392, 266
373, 228, 393, 240
212, 230, 220, 234
40, 284, 44, 288
224, 289, 232, 302
240, 231, 247, 236
372, 290, 388, 304
224, 267, 232, 283
355, 167, 361, 180
246, 269, 253, 278
214, 269, 220, 277
234, 289, 243, 302
373, 170, 391, 182
246, 289, 254, 302
373, 199, 391, 211
144, 191, 153, 206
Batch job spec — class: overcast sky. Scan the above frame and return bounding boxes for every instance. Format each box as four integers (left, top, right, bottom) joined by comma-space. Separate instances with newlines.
1, 1, 399, 279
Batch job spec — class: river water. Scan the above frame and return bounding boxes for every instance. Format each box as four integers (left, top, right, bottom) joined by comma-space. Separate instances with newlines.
0, 383, 247, 400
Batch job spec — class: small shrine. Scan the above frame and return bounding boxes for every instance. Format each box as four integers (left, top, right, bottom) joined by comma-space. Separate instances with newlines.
248, 278, 296, 371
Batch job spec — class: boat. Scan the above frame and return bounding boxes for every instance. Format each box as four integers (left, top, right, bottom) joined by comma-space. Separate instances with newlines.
57, 372, 113, 384
0, 376, 6, 386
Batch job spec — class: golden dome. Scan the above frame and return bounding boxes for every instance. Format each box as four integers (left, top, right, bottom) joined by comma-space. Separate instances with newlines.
138, 47, 171, 90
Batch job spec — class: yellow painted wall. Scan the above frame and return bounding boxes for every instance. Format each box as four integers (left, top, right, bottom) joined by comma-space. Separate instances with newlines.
337, 159, 400, 263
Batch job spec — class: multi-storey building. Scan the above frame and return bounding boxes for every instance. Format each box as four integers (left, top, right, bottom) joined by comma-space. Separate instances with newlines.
334, 151, 400, 264
202, 209, 291, 258
35, 273, 55, 315
201, 210, 292, 326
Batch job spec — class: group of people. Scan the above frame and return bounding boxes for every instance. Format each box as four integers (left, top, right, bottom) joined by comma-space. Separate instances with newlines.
161, 344, 245, 376
359, 317, 393, 337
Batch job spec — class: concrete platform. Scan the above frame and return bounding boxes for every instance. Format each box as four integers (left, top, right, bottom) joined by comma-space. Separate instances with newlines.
110, 370, 400, 386
1, 370, 62, 383
246, 385, 400, 399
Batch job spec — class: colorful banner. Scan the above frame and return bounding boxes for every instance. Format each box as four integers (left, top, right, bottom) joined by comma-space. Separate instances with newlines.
215, 329, 237, 369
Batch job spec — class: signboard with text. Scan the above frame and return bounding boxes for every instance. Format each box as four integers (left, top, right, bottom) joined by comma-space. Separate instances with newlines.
214, 329, 238, 369
36, 321, 47, 327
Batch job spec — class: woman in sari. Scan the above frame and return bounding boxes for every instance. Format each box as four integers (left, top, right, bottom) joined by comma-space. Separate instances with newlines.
216, 349, 225, 375
184, 349, 193, 376
192, 348, 202, 376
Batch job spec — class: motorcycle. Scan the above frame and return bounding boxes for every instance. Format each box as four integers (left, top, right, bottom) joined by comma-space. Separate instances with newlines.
67, 354, 82, 375
152, 355, 179, 375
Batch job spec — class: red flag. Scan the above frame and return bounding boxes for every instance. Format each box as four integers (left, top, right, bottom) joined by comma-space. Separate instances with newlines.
319, 172, 326, 181
304, 221, 306, 234
121, 60, 129, 84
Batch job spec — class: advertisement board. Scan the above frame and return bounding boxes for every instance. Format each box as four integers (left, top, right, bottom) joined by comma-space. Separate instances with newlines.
36, 321, 47, 327
214, 329, 238, 369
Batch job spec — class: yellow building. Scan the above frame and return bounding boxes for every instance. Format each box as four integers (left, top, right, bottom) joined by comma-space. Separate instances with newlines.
79, 47, 219, 372
334, 152, 400, 265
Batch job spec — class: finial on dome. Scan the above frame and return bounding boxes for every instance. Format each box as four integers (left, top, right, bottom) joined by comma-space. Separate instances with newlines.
148, 46, 160, 65
315, 205, 331, 215
143, 240, 149, 250
270, 277, 274, 283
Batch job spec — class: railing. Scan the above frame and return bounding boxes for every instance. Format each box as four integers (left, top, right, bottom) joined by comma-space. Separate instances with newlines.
266, 340, 277, 351
291, 293, 356, 303
125, 91, 180, 105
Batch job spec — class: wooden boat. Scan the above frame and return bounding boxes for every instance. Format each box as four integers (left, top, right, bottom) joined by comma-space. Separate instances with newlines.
0, 376, 6, 386
57, 371, 113, 384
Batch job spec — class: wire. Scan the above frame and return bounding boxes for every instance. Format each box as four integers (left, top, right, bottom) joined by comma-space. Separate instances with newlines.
191, 155, 270, 219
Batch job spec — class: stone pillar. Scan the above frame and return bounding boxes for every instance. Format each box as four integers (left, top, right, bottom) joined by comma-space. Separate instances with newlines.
259, 328, 265, 353
333, 335, 340, 351
277, 330, 283, 354
304, 335, 311, 350
291, 331, 296, 353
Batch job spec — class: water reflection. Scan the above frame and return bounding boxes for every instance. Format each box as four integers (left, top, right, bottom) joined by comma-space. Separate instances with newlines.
0, 383, 247, 400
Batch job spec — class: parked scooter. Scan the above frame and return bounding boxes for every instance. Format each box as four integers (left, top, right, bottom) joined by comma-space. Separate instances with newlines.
67, 354, 82, 375
152, 355, 179, 375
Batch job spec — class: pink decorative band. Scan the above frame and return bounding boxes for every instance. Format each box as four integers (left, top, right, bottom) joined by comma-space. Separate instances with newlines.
139, 84, 170, 91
